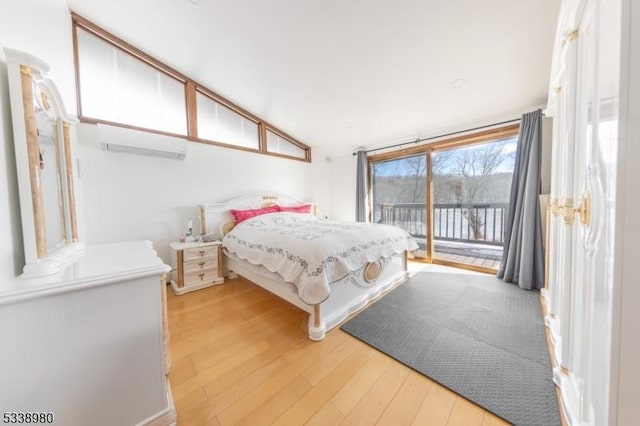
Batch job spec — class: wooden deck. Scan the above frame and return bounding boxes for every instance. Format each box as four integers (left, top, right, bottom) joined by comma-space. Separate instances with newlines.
433, 251, 501, 270
413, 239, 503, 270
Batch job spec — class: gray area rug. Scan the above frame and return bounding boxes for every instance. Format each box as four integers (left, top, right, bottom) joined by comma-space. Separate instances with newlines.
341, 271, 560, 426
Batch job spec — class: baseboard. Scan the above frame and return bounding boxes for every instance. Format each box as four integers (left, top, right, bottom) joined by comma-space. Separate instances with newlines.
170, 279, 223, 296
137, 405, 176, 426
137, 379, 177, 426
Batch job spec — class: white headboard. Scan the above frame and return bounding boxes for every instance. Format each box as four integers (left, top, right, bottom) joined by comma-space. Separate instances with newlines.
199, 193, 315, 238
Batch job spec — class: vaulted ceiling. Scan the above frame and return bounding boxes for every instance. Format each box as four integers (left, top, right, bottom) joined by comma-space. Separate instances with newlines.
66, 0, 560, 157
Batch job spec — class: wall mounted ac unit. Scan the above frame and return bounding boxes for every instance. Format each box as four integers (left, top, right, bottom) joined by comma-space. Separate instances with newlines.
97, 123, 187, 160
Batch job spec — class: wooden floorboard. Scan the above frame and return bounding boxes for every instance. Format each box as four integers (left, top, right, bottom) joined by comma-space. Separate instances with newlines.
433, 252, 500, 270
167, 276, 512, 425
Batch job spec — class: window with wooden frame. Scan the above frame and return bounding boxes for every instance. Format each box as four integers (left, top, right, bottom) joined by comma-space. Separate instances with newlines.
196, 89, 260, 150
71, 13, 311, 162
265, 127, 309, 160
75, 26, 188, 136
368, 123, 520, 274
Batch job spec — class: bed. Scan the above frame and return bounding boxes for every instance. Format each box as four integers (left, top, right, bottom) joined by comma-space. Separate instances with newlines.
199, 193, 418, 341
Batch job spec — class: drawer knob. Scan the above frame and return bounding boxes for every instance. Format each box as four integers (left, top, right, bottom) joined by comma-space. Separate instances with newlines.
198, 273, 205, 280
198, 250, 206, 256
198, 262, 205, 267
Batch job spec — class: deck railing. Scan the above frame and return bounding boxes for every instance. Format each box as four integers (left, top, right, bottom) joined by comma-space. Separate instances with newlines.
377, 202, 508, 246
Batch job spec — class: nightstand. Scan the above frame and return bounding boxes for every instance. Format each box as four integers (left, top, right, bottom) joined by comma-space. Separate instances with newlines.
169, 241, 224, 295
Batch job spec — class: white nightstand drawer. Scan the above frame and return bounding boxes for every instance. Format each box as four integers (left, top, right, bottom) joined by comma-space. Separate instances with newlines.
184, 245, 218, 262
184, 269, 221, 286
183, 258, 217, 274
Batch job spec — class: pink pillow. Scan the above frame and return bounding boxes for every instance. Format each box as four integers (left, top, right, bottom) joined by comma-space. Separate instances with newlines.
277, 204, 312, 214
230, 206, 279, 223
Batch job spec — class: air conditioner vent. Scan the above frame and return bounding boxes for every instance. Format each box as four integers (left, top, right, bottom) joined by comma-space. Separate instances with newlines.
97, 124, 187, 160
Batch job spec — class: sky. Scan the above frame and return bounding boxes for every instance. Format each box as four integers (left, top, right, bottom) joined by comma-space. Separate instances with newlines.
372, 136, 518, 177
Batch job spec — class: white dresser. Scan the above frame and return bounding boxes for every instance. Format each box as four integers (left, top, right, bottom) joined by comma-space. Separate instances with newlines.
1, 49, 175, 425
0, 241, 176, 426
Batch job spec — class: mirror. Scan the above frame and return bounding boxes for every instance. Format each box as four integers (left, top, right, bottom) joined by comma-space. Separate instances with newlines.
34, 86, 66, 253
4, 48, 83, 277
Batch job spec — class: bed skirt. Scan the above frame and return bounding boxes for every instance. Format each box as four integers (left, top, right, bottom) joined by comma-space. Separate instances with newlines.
224, 250, 409, 340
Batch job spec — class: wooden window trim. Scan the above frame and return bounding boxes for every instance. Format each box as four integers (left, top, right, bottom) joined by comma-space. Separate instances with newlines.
194, 88, 310, 161
71, 12, 311, 163
264, 149, 312, 163
190, 138, 261, 155
196, 86, 261, 125
368, 124, 520, 163
186, 82, 198, 138
265, 125, 311, 161
72, 13, 188, 83
194, 88, 261, 150
190, 138, 309, 163
428, 123, 520, 152
72, 20, 82, 120
73, 18, 189, 135
80, 117, 189, 140
259, 123, 268, 152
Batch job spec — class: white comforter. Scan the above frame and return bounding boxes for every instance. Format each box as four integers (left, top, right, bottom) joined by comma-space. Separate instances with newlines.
223, 212, 418, 304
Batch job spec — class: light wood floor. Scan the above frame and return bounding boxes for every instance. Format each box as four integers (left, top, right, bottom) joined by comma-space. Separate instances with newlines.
167, 277, 510, 425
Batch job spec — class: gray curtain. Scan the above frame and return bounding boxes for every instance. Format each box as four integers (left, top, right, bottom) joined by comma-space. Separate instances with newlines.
498, 110, 544, 290
356, 150, 368, 222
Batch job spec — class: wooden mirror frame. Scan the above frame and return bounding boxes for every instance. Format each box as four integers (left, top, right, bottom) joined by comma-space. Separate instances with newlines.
4, 48, 84, 278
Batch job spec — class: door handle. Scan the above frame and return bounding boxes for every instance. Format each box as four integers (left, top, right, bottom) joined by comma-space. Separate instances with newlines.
573, 194, 591, 226
560, 195, 591, 226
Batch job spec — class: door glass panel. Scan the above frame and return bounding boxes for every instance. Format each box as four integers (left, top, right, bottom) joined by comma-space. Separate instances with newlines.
431, 137, 517, 269
371, 153, 428, 259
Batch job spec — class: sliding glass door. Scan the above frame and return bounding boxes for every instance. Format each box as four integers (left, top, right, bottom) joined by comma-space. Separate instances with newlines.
369, 126, 519, 272
431, 137, 517, 269
371, 153, 429, 259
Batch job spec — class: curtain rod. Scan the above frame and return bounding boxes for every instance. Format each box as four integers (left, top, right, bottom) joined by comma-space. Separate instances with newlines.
352, 117, 521, 156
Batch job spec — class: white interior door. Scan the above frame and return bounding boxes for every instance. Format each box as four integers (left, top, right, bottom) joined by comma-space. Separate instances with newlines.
573, 0, 620, 424
558, 0, 620, 424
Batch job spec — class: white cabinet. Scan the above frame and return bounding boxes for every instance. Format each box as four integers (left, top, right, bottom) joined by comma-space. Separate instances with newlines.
0, 241, 176, 426
170, 241, 223, 295
544, 0, 622, 424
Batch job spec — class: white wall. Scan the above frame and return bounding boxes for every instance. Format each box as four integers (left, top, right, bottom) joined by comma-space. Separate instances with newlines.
328, 153, 357, 221
77, 124, 331, 263
0, 0, 75, 280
